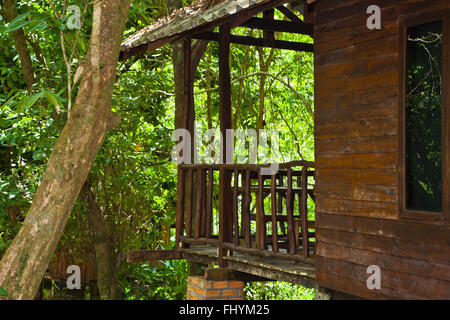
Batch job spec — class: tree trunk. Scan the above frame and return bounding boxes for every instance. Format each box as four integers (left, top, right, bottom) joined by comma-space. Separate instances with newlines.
0, 0, 131, 300
2, 0, 35, 91
83, 184, 120, 300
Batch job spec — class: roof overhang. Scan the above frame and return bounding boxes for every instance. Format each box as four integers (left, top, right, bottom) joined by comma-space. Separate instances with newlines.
120, 0, 312, 61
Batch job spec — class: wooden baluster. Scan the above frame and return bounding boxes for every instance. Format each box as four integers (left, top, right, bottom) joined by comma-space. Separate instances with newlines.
186, 168, 193, 238
301, 166, 309, 258
286, 168, 296, 254
243, 169, 251, 248
233, 169, 239, 246
296, 172, 302, 251
206, 168, 213, 238
201, 169, 207, 237
270, 174, 279, 253
256, 170, 265, 250
195, 169, 203, 238
175, 167, 185, 248
278, 175, 286, 237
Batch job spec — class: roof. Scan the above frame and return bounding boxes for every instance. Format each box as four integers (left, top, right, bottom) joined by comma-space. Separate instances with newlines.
121, 0, 296, 55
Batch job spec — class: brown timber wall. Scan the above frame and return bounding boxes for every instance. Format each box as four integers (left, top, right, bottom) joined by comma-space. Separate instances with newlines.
313, 0, 450, 299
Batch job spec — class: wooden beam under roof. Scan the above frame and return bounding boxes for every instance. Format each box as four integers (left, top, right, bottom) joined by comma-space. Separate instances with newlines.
193, 32, 313, 52
240, 17, 313, 36
276, 5, 303, 23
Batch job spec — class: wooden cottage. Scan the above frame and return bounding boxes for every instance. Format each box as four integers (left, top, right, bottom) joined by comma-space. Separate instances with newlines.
121, 0, 450, 299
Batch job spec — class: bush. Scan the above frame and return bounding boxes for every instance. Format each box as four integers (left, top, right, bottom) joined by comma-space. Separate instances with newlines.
244, 281, 316, 300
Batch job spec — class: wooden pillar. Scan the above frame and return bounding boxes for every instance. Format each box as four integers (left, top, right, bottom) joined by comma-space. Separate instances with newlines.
218, 23, 233, 267
175, 38, 194, 249
263, 9, 275, 46
183, 37, 194, 140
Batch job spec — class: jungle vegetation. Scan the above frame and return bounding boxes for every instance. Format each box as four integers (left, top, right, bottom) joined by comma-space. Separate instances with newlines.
0, 0, 314, 300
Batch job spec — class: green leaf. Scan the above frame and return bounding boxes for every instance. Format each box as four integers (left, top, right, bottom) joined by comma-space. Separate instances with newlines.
43, 90, 62, 110
0, 285, 8, 296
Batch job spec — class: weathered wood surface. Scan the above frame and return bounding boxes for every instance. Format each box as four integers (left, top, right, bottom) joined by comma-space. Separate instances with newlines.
314, 0, 450, 299
182, 245, 317, 289
127, 250, 183, 262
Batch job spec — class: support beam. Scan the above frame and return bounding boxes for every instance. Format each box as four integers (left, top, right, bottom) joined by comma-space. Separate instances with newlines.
204, 268, 273, 282
193, 32, 313, 52
263, 9, 275, 46
127, 250, 183, 263
240, 17, 313, 36
276, 5, 303, 23
218, 23, 233, 268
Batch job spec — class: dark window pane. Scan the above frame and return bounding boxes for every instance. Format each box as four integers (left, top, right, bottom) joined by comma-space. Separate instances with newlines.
405, 20, 443, 212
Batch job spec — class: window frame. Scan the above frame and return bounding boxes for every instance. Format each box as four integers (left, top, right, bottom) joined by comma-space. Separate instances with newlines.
398, 10, 449, 223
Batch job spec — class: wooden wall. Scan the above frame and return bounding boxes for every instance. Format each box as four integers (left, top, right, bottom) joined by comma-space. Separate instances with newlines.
313, 0, 450, 299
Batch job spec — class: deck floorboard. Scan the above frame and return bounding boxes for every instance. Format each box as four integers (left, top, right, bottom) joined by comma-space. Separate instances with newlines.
182, 245, 317, 289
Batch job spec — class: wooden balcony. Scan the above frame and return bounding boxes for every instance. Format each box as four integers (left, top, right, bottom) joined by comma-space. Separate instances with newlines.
175, 161, 316, 269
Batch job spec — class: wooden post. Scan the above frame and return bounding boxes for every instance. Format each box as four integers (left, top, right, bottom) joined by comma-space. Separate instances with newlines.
243, 170, 251, 248
183, 37, 193, 136
195, 169, 203, 238
176, 37, 193, 248
301, 166, 309, 258
277, 175, 286, 236
256, 171, 265, 249
218, 23, 233, 267
175, 168, 185, 248
233, 169, 239, 246
263, 9, 275, 46
201, 169, 207, 237
186, 168, 193, 238
270, 174, 279, 253
286, 168, 296, 254
206, 168, 213, 238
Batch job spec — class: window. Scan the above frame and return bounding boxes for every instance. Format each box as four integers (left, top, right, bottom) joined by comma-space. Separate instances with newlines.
399, 11, 448, 222
405, 20, 443, 212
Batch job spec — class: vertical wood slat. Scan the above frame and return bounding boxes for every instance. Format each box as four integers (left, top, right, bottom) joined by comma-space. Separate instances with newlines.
186, 168, 193, 238
270, 174, 279, 253
195, 169, 203, 238
206, 168, 213, 238
296, 171, 302, 251
201, 169, 207, 237
175, 167, 185, 247
233, 169, 239, 246
286, 168, 296, 254
256, 171, 265, 249
243, 169, 251, 248
301, 166, 309, 258
278, 175, 286, 236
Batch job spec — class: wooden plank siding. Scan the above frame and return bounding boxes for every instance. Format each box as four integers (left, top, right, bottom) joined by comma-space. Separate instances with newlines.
314, 0, 450, 299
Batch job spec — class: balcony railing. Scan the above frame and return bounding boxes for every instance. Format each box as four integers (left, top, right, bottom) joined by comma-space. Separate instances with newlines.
175, 161, 316, 266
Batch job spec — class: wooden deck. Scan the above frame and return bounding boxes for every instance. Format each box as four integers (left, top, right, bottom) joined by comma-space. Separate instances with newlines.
182, 245, 317, 289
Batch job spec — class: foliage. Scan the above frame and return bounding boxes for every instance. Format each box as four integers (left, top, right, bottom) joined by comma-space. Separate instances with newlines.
119, 260, 188, 300
405, 21, 443, 211
0, 285, 8, 296
244, 281, 316, 300
0, 0, 315, 300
